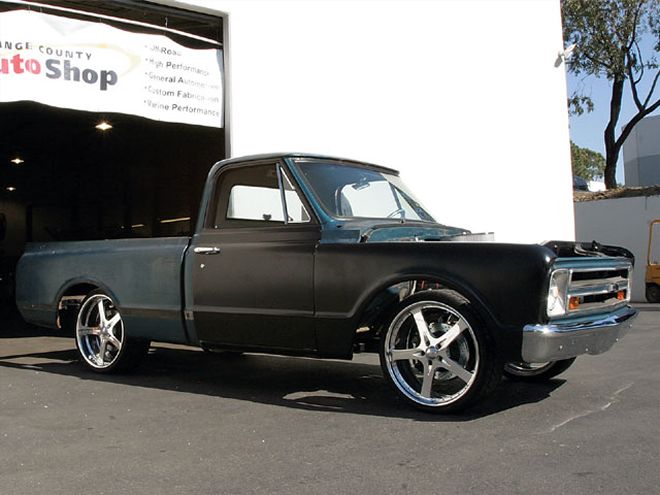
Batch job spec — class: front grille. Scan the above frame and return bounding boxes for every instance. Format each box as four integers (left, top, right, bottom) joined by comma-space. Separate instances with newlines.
571, 269, 629, 281
555, 258, 633, 316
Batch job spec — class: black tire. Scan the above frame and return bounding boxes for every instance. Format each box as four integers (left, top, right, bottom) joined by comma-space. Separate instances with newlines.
74, 289, 149, 373
503, 358, 576, 382
379, 289, 502, 413
646, 284, 660, 303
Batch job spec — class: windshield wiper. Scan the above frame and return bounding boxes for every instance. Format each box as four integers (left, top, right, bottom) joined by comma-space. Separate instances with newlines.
386, 207, 406, 220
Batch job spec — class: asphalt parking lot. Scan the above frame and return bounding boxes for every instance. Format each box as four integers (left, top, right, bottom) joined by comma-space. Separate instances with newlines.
1, 306, 658, 495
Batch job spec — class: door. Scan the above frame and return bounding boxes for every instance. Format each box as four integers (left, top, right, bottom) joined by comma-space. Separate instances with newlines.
191, 160, 320, 352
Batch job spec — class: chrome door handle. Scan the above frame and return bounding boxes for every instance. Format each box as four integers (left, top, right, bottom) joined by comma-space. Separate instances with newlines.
194, 246, 221, 255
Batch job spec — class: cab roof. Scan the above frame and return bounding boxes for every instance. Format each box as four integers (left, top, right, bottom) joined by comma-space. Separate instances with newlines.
211, 152, 400, 176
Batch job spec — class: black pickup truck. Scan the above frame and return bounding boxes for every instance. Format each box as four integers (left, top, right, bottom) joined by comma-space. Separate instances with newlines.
16, 153, 638, 413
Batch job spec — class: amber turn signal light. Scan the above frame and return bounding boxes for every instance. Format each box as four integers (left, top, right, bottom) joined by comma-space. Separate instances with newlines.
568, 296, 580, 310
616, 290, 626, 301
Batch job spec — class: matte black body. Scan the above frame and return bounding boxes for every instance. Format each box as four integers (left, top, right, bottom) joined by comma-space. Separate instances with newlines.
191, 224, 320, 353
312, 240, 554, 359
16, 153, 567, 363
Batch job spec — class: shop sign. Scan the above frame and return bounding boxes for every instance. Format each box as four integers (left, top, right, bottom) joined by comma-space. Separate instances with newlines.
0, 10, 223, 128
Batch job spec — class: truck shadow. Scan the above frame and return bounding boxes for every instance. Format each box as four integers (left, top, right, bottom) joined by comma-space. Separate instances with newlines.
0, 338, 566, 421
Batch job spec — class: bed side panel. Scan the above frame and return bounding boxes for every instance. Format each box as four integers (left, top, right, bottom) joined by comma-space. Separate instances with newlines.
16, 237, 190, 343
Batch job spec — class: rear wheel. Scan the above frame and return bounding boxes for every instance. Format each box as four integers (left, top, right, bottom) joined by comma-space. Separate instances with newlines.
503, 358, 576, 382
379, 290, 501, 413
75, 290, 149, 373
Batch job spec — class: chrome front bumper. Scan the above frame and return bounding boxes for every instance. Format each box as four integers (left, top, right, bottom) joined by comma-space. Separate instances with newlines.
521, 305, 638, 363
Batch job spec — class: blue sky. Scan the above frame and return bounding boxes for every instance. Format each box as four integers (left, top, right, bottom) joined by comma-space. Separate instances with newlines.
566, 37, 659, 185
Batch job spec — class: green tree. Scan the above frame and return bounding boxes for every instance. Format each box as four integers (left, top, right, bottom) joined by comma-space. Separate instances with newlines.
562, 0, 660, 189
570, 140, 606, 181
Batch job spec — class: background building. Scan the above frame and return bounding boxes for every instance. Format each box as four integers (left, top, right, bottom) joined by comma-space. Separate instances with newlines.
624, 114, 660, 186
179, 0, 575, 244
0, 0, 229, 311
1, 0, 578, 309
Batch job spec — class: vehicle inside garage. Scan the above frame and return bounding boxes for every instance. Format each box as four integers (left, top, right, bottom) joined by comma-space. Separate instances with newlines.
0, 0, 228, 312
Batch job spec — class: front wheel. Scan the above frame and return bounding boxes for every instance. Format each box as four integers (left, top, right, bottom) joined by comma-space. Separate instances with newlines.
75, 290, 149, 373
503, 358, 576, 382
379, 290, 501, 413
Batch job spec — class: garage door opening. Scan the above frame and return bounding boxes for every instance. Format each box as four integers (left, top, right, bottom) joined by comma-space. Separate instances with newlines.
0, 0, 228, 313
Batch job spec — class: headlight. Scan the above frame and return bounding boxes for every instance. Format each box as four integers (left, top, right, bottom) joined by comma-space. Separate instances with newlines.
547, 269, 569, 318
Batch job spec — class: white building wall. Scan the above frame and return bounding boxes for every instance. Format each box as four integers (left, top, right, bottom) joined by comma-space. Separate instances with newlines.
574, 196, 660, 302
179, 0, 574, 244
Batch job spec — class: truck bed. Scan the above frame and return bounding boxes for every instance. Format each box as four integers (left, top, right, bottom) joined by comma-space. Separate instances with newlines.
16, 237, 191, 344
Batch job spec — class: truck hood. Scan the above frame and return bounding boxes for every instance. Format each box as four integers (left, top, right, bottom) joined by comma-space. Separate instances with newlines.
320, 221, 493, 243
362, 224, 494, 243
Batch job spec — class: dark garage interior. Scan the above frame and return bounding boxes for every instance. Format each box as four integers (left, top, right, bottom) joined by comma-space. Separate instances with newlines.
0, 0, 227, 312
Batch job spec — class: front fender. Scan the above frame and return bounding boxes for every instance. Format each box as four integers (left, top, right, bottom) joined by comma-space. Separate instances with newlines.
313, 241, 555, 359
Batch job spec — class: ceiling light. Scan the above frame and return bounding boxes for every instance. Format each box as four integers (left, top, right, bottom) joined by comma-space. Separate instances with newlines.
131, 224, 145, 228
160, 217, 191, 224
6, 186, 16, 192
95, 121, 113, 131
10, 157, 24, 165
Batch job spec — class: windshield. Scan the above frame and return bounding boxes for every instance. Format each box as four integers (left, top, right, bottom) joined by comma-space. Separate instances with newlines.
294, 160, 435, 222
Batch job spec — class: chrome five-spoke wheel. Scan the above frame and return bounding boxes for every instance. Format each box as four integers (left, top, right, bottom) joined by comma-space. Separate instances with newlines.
379, 290, 500, 413
75, 290, 148, 373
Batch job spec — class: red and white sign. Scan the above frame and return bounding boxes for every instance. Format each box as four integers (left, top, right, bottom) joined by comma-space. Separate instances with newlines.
0, 10, 224, 128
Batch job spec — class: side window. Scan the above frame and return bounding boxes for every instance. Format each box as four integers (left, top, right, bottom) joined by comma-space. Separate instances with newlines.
212, 164, 311, 228
228, 185, 284, 222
